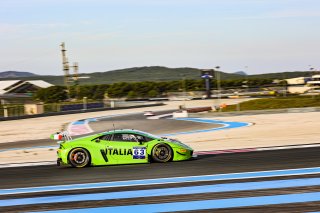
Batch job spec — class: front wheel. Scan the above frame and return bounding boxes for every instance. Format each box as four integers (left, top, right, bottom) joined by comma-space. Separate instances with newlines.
152, 144, 172, 163
68, 148, 90, 168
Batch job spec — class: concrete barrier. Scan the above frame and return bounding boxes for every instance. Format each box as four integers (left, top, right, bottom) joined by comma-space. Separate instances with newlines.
173, 110, 189, 118
186, 106, 212, 113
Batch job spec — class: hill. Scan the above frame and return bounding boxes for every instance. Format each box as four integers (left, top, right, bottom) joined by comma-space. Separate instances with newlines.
0, 67, 315, 86
233, 71, 247, 76
78, 66, 243, 84
0, 71, 37, 78
249, 71, 314, 79
1, 66, 242, 85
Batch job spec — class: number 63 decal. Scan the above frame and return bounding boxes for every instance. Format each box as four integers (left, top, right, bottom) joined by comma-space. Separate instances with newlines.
133, 147, 146, 159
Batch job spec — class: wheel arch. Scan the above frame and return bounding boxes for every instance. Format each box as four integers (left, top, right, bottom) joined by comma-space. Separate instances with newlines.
151, 142, 174, 162
68, 147, 92, 166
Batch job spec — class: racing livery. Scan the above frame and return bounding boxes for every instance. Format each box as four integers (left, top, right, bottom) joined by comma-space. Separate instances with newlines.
52, 129, 194, 168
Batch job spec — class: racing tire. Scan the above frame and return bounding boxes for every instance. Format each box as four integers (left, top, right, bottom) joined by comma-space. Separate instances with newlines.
152, 143, 172, 163
68, 148, 90, 168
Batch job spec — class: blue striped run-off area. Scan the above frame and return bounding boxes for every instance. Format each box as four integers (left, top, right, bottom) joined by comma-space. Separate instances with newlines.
164, 118, 251, 136
40, 192, 320, 213
1, 167, 320, 212
1, 177, 320, 207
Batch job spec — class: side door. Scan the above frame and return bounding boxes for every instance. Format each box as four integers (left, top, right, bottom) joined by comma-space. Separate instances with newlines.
96, 134, 117, 164
108, 133, 148, 164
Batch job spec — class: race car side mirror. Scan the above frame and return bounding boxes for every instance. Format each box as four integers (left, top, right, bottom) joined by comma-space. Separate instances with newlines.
95, 138, 100, 143
138, 138, 145, 145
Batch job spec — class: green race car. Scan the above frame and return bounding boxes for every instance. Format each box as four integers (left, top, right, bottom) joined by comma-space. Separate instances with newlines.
52, 129, 194, 168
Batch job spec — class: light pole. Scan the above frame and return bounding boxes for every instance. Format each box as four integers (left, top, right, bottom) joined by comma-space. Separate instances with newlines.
309, 67, 315, 99
282, 72, 287, 97
215, 66, 221, 108
244, 66, 249, 94
181, 74, 187, 108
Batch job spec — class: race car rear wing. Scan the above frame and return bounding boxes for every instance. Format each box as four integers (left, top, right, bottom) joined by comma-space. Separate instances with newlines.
50, 131, 73, 143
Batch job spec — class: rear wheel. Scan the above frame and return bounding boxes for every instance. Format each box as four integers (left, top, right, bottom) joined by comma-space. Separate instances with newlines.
68, 148, 90, 168
152, 143, 172, 163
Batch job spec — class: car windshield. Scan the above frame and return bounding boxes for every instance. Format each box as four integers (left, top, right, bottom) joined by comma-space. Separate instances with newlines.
102, 130, 161, 140
132, 130, 161, 140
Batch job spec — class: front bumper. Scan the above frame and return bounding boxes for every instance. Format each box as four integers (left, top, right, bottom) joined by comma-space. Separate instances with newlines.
174, 148, 195, 161
57, 149, 69, 166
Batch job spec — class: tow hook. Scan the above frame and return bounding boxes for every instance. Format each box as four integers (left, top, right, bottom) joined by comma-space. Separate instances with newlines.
57, 158, 62, 166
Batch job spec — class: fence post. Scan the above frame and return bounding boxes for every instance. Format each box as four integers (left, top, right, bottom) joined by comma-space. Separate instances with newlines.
3, 106, 8, 117
83, 97, 87, 110
236, 103, 241, 111
110, 100, 115, 108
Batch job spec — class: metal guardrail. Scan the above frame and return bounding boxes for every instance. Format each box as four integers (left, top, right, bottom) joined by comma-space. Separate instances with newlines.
0, 102, 164, 121
0, 102, 106, 118
60, 102, 104, 111
0, 106, 25, 117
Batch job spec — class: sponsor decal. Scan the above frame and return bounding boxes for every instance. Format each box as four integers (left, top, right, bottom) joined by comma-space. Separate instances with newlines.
100, 149, 108, 162
106, 148, 133, 156
104, 147, 146, 159
133, 147, 146, 159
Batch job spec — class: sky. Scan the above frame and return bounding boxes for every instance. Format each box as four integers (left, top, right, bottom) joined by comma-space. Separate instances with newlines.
0, 0, 320, 75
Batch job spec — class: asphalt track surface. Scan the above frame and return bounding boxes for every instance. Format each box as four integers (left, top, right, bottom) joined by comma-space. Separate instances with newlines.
1, 147, 319, 189
0, 147, 320, 212
0, 111, 221, 150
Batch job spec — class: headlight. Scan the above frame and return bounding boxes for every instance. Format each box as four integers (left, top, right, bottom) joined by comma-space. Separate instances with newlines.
178, 148, 187, 153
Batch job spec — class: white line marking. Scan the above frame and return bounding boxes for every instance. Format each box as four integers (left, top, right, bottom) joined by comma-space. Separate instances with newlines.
0, 161, 56, 168
256, 143, 320, 151
147, 113, 172, 119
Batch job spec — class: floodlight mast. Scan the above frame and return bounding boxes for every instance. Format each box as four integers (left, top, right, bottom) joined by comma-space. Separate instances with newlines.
201, 69, 214, 99
72, 62, 79, 83
72, 62, 80, 98
60, 42, 70, 92
60, 42, 80, 96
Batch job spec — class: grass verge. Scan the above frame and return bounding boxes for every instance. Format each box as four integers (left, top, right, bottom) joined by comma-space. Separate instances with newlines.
222, 95, 320, 112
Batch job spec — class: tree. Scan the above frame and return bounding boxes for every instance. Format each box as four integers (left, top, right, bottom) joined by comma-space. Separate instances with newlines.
92, 85, 109, 100
107, 82, 132, 98
127, 91, 138, 98
148, 90, 159, 98
34, 86, 68, 103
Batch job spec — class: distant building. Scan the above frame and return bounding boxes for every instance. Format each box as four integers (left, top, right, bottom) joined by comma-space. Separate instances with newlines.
285, 75, 320, 86
0, 80, 53, 104
284, 75, 320, 94
306, 75, 320, 86
285, 77, 307, 85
